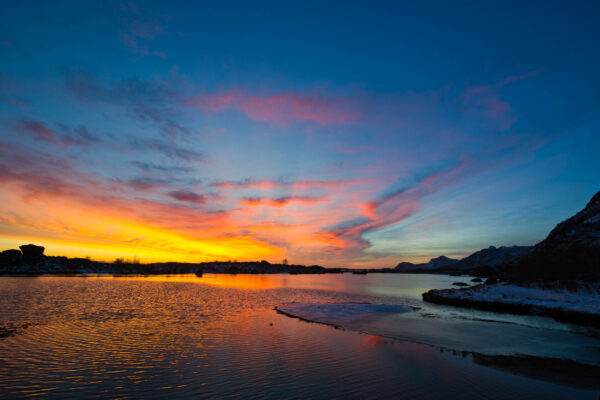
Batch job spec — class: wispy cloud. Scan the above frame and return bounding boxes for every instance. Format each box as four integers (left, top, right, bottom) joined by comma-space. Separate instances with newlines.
131, 139, 205, 162
64, 68, 192, 140
130, 161, 195, 174
185, 90, 359, 126
115, 2, 170, 58
65, 69, 175, 105
212, 177, 369, 191
15, 117, 58, 142
0, 142, 280, 261
168, 190, 206, 204
460, 70, 541, 119
14, 118, 102, 147
56, 124, 103, 146
324, 157, 471, 255
240, 196, 328, 207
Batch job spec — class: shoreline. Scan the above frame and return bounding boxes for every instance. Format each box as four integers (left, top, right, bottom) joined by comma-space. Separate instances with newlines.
422, 283, 600, 327
275, 304, 600, 389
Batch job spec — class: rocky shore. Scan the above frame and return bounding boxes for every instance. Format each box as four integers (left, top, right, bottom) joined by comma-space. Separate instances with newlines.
423, 282, 600, 326
423, 190, 600, 326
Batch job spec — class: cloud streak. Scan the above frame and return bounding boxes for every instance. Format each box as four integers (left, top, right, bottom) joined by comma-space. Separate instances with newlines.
185, 90, 359, 126
14, 118, 102, 147
240, 196, 328, 207
212, 177, 370, 191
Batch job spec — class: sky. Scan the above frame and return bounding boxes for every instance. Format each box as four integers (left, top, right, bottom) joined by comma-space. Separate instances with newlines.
0, 1, 599, 268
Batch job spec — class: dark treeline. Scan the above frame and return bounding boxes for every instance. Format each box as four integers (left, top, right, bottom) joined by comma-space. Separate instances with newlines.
0, 244, 345, 275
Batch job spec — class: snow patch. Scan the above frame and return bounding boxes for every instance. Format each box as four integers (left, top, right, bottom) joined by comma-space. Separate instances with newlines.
431, 283, 600, 315
277, 303, 412, 325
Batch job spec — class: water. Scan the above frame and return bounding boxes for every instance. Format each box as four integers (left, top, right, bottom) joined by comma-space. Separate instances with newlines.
0, 274, 598, 399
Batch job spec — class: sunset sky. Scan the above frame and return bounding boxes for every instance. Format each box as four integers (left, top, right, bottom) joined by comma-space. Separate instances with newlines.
1, 1, 599, 267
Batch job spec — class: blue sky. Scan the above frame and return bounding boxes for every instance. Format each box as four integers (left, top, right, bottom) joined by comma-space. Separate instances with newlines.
0, 1, 599, 267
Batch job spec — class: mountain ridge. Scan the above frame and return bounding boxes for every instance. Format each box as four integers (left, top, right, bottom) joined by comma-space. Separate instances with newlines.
394, 245, 531, 275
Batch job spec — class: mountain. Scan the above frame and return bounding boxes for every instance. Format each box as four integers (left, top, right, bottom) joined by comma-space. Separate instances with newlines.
394, 246, 530, 274
395, 255, 458, 271
508, 190, 600, 281
451, 245, 531, 271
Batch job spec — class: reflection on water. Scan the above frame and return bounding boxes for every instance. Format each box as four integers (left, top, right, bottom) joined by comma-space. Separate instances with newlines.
101, 272, 468, 294
101, 272, 473, 297
0, 275, 597, 399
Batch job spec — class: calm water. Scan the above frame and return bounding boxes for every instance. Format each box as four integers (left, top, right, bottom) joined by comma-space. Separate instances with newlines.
0, 274, 598, 399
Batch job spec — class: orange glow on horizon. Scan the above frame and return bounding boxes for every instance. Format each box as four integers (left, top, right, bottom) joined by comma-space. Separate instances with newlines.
0, 158, 434, 268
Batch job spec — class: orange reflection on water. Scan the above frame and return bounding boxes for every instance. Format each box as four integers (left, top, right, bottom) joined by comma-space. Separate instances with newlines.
102, 274, 285, 290
102, 273, 352, 292
362, 334, 385, 348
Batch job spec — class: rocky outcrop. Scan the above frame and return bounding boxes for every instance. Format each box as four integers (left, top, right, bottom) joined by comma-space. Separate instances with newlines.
19, 244, 45, 265
0, 249, 24, 267
508, 190, 600, 281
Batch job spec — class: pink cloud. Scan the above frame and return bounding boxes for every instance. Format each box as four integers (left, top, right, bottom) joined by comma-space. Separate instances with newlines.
461, 70, 541, 119
13, 118, 102, 147
16, 118, 58, 142
324, 157, 471, 254
184, 90, 359, 126
240, 196, 328, 207
168, 190, 206, 204
212, 178, 370, 191
116, 3, 169, 58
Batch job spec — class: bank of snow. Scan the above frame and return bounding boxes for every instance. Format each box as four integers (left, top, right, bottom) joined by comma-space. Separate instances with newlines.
423, 283, 600, 326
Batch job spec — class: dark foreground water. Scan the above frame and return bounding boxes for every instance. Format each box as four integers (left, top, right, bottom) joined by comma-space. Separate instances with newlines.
0, 274, 598, 399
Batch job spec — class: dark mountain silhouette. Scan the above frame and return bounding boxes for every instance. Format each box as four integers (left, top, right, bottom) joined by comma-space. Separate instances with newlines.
395, 255, 458, 271
508, 190, 600, 281
395, 246, 530, 275
452, 245, 530, 271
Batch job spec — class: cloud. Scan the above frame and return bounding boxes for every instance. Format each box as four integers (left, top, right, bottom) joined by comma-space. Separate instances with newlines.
0, 142, 226, 235
185, 90, 359, 126
212, 177, 368, 191
14, 118, 102, 147
240, 196, 328, 207
0, 142, 284, 262
130, 161, 194, 174
64, 69, 192, 139
133, 105, 192, 138
65, 70, 175, 105
56, 124, 102, 146
168, 190, 206, 204
460, 70, 541, 119
132, 139, 205, 162
115, 2, 169, 57
0, 143, 102, 199
324, 157, 471, 255
117, 177, 174, 192
15, 117, 58, 142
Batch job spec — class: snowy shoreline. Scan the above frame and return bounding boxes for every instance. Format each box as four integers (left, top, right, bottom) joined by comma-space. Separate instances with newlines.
275, 302, 600, 388
423, 283, 600, 327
